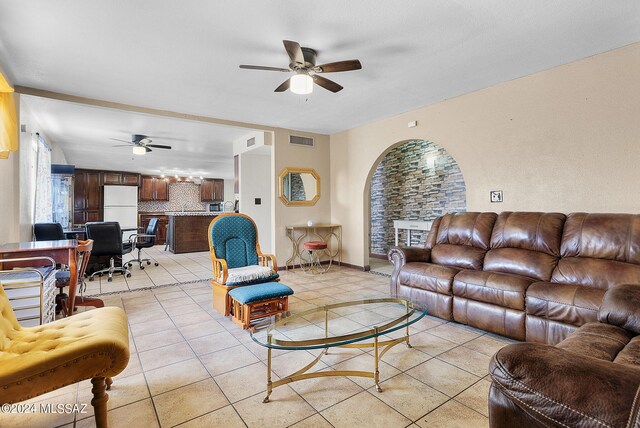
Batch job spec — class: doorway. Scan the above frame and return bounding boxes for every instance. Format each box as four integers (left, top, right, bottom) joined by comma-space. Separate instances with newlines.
368, 140, 466, 274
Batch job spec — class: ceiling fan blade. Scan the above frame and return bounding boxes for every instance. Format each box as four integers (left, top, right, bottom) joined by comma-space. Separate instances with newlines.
112, 144, 132, 148
145, 147, 152, 153
283, 40, 304, 65
239, 65, 290, 72
109, 138, 132, 144
274, 78, 290, 92
316, 60, 362, 73
146, 144, 172, 150
312, 75, 343, 93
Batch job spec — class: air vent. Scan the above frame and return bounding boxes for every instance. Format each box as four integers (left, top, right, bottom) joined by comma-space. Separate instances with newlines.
246, 137, 256, 147
289, 135, 314, 147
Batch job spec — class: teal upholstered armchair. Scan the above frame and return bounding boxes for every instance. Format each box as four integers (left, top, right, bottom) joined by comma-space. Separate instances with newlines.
208, 213, 279, 315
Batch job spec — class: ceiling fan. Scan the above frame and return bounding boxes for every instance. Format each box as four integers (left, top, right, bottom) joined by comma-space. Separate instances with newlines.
111, 134, 172, 155
239, 40, 362, 94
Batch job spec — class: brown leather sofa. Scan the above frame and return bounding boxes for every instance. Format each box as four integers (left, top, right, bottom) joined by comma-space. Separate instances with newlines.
388, 211, 640, 343
489, 283, 640, 427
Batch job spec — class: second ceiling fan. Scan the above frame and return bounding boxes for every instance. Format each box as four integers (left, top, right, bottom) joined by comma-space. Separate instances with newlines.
239, 40, 362, 94
111, 134, 172, 155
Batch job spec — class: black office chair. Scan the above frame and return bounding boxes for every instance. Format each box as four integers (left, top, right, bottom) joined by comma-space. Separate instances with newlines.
127, 218, 160, 270
34, 223, 65, 241
85, 222, 133, 282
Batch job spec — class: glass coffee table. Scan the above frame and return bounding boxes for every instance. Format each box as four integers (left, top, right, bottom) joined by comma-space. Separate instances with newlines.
251, 297, 426, 403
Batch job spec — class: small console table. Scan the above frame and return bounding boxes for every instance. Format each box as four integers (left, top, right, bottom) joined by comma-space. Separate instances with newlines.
285, 224, 342, 270
393, 220, 433, 246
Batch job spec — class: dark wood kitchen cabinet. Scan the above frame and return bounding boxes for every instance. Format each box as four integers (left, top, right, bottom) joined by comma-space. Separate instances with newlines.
101, 171, 141, 186
200, 178, 224, 202
139, 176, 169, 201
73, 169, 103, 225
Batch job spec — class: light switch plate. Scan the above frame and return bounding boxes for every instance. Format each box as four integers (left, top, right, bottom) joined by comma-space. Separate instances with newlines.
490, 190, 503, 203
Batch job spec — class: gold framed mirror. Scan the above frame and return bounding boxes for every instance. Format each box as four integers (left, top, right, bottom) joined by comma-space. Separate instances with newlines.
278, 167, 320, 206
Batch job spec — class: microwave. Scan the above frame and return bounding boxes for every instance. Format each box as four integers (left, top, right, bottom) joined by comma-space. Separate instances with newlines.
208, 203, 223, 212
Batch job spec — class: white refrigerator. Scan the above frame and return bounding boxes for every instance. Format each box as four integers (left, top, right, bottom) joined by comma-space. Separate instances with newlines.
103, 185, 138, 240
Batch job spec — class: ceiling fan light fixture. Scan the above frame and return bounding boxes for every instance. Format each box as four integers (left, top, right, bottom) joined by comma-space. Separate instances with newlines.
290, 73, 313, 95
132, 146, 146, 155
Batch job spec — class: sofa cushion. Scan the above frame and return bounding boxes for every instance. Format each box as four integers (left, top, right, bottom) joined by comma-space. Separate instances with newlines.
429, 212, 497, 270
484, 212, 565, 281
453, 270, 535, 310
398, 262, 459, 294
555, 322, 633, 362
526, 282, 605, 326
228, 282, 293, 304
614, 336, 640, 367
560, 213, 640, 263
599, 284, 640, 335
552, 213, 640, 289
552, 257, 640, 290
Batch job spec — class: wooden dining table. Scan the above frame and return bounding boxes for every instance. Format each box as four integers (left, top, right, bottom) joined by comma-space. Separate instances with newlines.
0, 240, 79, 314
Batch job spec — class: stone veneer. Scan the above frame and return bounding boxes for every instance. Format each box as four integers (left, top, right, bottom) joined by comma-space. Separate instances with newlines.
138, 182, 209, 213
370, 140, 466, 256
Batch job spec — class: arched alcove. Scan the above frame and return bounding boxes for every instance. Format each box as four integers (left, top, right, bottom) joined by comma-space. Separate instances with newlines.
368, 139, 466, 262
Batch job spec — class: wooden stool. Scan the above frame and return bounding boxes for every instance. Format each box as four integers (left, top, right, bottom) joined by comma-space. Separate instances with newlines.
228, 282, 294, 329
300, 241, 332, 273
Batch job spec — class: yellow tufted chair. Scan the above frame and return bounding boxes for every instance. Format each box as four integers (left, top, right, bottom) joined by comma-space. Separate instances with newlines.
0, 285, 129, 427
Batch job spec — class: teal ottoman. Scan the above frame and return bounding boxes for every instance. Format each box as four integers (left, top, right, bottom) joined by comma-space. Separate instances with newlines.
228, 282, 293, 329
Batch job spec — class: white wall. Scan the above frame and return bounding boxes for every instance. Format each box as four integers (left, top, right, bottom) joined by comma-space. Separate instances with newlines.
239, 149, 273, 254
17, 98, 66, 241
330, 42, 640, 268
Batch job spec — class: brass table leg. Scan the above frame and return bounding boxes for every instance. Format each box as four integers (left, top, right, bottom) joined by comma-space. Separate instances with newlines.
406, 301, 412, 348
264, 335, 273, 403
374, 328, 382, 392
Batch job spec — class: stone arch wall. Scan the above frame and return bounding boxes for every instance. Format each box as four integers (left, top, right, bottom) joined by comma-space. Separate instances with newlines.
369, 140, 466, 256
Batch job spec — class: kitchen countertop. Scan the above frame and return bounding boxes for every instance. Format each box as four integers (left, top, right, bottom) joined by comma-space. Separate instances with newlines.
165, 211, 226, 216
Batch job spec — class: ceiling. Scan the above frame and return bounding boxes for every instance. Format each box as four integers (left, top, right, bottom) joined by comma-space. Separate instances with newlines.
22, 95, 252, 178
1, 1, 639, 172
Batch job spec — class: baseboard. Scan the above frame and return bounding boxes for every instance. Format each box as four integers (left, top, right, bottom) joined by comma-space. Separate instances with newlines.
369, 253, 388, 260
277, 261, 369, 272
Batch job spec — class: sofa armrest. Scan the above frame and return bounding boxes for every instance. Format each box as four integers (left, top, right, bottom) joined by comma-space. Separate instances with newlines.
489, 342, 640, 428
599, 283, 640, 335
387, 246, 431, 265
387, 247, 431, 295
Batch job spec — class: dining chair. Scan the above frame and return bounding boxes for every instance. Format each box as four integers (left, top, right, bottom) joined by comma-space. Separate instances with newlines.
55, 239, 104, 316
127, 218, 160, 269
86, 222, 133, 282
33, 223, 65, 241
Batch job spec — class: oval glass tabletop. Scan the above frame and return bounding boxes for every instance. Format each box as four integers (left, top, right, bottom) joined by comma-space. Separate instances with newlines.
251, 297, 427, 350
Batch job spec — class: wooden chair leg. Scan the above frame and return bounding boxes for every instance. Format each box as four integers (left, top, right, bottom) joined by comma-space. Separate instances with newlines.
91, 377, 109, 428
106, 377, 113, 391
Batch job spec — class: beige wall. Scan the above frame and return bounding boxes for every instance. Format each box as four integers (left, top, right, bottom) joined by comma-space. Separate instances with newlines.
0, 78, 20, 243
273, 129, 331, 268
239, 150, 273, 254
330, 42, 640, 268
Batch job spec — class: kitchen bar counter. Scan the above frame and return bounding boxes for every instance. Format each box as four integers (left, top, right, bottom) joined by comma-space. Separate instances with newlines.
164, 211, 224, 216
166, 212, 220, 254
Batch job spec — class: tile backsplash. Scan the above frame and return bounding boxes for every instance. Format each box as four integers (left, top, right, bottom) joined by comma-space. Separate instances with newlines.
138, 182, 208, 212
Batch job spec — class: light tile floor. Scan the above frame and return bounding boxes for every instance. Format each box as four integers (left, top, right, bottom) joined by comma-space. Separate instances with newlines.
369, 258, 393, 276
0, 265, 517, 428
83, 246, 213, 295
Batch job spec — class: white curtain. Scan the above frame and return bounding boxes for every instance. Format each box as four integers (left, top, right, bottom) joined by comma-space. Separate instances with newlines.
34, 135, 52, 223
